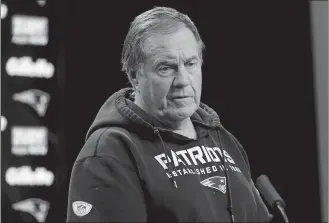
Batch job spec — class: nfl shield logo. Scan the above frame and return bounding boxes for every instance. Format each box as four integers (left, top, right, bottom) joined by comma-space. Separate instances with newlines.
72, 201, 92, 217
200, 176, 227, 194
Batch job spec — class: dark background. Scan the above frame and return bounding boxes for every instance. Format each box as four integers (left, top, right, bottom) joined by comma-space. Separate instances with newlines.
2, 1, 322, 223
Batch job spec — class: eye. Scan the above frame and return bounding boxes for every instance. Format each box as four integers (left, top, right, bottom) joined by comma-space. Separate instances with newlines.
159, 66, 170, 72
186, 61, 198, 69
157, 65, 175, 76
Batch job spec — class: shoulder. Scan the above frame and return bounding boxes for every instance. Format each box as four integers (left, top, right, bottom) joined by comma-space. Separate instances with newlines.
76, 127, 135, 165
220, 127, 252, 175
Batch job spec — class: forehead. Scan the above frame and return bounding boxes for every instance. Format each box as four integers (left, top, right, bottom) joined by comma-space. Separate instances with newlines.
143, 27, 200, 61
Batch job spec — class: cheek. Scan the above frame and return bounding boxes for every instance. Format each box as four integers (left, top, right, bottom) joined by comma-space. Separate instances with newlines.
150, 77, 172, 103
192, 70, 202, 96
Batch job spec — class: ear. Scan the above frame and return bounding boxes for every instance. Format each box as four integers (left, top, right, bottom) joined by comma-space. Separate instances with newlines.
129, 71, 138, 89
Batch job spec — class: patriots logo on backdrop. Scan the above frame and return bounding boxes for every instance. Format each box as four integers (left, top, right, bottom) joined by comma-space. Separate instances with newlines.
12, 198, 50, 222
12, 89, 50, 117
200, 176, 227, 194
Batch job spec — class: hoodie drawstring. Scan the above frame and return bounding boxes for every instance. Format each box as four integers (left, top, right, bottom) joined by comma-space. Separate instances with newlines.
154, 129, 178, 188
209, 129, 235, 223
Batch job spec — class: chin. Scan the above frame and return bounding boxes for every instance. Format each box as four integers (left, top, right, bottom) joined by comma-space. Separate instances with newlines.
166, 104, 197, 121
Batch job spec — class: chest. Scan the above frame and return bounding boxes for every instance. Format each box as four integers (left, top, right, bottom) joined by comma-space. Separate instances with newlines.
137, 143, 258, 222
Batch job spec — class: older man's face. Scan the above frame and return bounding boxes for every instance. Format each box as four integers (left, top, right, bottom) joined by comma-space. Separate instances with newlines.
137, 27, 202, 126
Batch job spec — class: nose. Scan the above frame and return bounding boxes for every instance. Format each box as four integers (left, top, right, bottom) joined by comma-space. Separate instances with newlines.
173, 65, 192, 88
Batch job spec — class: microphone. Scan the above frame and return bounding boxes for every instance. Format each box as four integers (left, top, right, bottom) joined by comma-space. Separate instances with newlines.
256, 175, 289, 223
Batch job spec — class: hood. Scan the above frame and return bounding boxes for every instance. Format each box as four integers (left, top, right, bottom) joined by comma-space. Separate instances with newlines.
86, 88, 222, 141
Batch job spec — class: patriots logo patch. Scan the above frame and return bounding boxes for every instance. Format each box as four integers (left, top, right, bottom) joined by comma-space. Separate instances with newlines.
200, 176, 227, 194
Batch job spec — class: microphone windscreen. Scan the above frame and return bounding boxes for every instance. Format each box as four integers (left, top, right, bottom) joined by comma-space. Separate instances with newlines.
256, 174, 286, 208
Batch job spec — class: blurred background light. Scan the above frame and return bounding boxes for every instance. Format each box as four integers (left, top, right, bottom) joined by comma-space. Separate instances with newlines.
1, 3, 8, 19
36, 0, 47, 7
1, 115, 8, 131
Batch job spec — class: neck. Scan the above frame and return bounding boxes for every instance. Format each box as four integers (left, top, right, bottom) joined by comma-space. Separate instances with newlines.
172, 119, 197, 139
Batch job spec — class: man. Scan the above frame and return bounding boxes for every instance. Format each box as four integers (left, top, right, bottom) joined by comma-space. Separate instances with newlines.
67, 6, 273, 222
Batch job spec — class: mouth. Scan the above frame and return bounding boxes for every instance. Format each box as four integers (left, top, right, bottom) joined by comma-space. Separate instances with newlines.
172, 96, 192, 100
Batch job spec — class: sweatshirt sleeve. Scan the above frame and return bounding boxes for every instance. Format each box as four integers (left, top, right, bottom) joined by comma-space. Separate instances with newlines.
66, 156, 147, 222
251, 180, 274, 222
229, 132, 273, 222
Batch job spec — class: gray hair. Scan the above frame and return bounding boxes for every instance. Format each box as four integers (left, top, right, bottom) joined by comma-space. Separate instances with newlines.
121, 6, 206, 84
